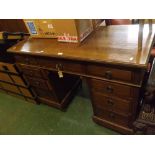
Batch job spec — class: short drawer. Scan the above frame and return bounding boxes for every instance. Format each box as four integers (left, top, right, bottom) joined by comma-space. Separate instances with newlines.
91, 91, 132, 115
17, 64, 44, 78
25, 76, 53, 90
61, 61, 84, 74
36, 58, 84, 74
93, 106, 131, 127
15, 55, 37, 65
87, 64, 141, 84
88, 79, 139, 100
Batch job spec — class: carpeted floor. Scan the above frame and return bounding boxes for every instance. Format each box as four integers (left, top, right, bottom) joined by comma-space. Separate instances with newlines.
0, 81, 119, 135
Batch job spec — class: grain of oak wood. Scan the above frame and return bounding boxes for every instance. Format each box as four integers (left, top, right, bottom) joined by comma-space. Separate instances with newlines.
8, 25, 155, 68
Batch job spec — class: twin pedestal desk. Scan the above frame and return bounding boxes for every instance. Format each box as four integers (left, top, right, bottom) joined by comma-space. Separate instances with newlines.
8, 25, 155, 134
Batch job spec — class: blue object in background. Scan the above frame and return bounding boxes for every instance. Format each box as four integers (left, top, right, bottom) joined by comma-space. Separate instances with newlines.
27, 21, 37, 35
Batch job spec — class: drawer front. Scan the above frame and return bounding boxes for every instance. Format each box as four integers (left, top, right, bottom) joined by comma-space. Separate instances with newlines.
91, 91, 132, 115
94, 106, 131, 127
25, 76, 52, 90
0, 62, 18, 74
11, 75, 27, 87
87, 64, 141, 84
89, 79, 139, 99
36, 58, 59, 69
62, 62, 84, 74
17, 64, 44, 78
0, 72, 12, 83
33, 87, 57, 101
36, 58, 84, 74
15, 55, 37, 65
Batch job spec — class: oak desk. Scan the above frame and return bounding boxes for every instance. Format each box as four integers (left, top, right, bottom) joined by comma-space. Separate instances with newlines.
8, 25, 155, 134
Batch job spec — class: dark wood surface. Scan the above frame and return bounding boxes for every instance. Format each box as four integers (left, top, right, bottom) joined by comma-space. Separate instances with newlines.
8, 25, 155, 68
7, 25, 155, 134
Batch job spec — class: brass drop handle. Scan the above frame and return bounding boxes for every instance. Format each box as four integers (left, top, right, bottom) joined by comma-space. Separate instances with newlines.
56, 63, 63, 70
106, 85, 113, 93
105, 71, 112, 79
56, 63, 63, 78
107, 99, 114, 106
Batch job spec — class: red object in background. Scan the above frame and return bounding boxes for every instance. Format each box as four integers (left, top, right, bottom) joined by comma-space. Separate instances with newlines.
110, 19, 132, 25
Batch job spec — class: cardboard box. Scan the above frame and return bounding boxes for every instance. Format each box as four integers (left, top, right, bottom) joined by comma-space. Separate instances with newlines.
53, 19, 93, 43
24, 19, 57, 38
92, 19, 104, 29
23, 19, 93, 43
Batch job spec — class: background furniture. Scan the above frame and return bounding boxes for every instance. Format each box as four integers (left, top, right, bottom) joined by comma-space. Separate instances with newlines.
0, 32, 35, 103
0, 19, 28, 33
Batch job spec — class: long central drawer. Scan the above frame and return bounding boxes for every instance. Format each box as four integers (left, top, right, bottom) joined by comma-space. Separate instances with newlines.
15, 55, 85, 75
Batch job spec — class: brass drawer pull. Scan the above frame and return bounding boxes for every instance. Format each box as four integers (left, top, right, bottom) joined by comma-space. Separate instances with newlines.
107, 99, 114, 106
56, 63, 63, 70
106, 86, 113, 93
105, 71, 112, 79
56, 63, 64, 78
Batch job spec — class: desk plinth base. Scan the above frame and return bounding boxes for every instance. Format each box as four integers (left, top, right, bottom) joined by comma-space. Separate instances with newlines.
93, 115, 134, 135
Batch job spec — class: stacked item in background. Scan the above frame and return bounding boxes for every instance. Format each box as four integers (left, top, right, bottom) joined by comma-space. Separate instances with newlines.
0, 32, 36, 103
23, 19, 104, 43
133, 58, 155, 134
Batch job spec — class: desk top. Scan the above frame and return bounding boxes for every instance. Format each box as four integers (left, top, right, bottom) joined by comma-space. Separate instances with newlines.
8, 25, 155, 68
